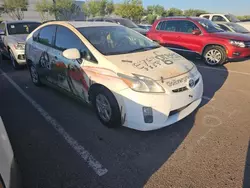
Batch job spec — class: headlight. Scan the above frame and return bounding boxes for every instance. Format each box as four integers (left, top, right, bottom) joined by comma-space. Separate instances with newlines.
229, 40, 245, 48
118, 73, 165, 93
14, 43, 25, 50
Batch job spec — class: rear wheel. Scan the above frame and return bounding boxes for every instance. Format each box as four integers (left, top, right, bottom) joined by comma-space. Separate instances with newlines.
203, 45, 226, 66
92, 87, 121, 128
29, 64, 42, 86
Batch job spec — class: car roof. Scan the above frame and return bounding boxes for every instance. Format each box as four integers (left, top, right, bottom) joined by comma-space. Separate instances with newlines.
88, 17, 127, 21
157, 16, 206, 22
5, 20, 41, 24
44, 21, 120, 28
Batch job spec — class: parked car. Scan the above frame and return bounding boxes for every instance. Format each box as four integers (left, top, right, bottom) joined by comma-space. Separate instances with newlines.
25, 21, 203, 131
0, 20, 41, 69
199, 13, 250, 31
0, 117, 22, 188
216, 22, 250, 34
147, 17, 250, 66
137, 24, 152, 31
87, 17, 148, 35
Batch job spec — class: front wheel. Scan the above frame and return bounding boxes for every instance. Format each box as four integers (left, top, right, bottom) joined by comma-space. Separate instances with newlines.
203, 45, 226, 66
29, 64, 42, 86
92, 87, 121, 128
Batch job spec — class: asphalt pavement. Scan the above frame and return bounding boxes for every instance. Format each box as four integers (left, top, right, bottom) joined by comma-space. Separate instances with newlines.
0, 58, 250, 188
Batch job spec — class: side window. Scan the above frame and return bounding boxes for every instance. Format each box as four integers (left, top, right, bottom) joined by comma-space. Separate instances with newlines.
218, 24, 231, 32
179, 20, 200, 33
203, 16, 210, 19
55, 26, 97, 63
212, 16, 227, 22
156, 21, 163, 30
95, 18, 103, 21
33, 29, 40, 41
160, 20, 179, 32
104, 19, 114, 23
0, 23, 5, 33
38, 25, 56, 46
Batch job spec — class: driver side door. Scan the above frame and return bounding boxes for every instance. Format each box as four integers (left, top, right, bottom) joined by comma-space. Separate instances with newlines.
53, 25, 98, 101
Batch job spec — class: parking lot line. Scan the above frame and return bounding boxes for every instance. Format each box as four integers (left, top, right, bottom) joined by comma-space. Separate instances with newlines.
0, 68, 108, 177
197, 65, 250, 76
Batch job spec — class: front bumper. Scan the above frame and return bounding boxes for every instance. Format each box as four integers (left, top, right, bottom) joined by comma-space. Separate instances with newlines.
116, 75, 203, 131
12, 49, 26, 65
227, 46, 250, 60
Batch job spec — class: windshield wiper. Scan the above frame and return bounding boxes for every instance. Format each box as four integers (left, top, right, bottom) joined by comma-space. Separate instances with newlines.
126, 46, 160, 53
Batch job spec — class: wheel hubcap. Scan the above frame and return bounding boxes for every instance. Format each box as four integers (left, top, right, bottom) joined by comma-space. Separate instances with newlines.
205, 49, 222, 65
30, 66, 38, 83
95, 94, 112, 122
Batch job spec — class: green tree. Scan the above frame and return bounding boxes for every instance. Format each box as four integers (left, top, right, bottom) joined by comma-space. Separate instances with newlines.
106, 0, 114, 15
237, 15, 250, 20
154, 5, 164, 16
184, 9, 208, 17
166, 8, 183, 16
146, 14, 157, 24
3, 0, 28, 20
36, 0, 53, 22
115, 0, 143, 22
83, 0, 114, 18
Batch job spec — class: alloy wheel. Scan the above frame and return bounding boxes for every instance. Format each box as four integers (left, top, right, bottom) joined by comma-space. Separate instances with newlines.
95, 94, 112, 122
205, 49, 222, 65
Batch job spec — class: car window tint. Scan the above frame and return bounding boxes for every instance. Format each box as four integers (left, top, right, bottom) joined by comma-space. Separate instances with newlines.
33, 29, 40, 41
203, 16, 210, 19
212, 16, 227, 22
0, 23, 5, 30
161, 20, 179, 32
156, 21, 163, 30
38, 25, 56, 46
218, 24, 231, 32
55, 26, 97, 62
178, 20, 200, 33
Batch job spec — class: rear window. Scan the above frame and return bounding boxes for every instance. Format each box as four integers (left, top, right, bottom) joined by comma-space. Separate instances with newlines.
7, 22, 40, 35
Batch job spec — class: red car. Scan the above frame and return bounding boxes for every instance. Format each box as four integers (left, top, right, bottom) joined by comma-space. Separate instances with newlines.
147, 17, 250, 66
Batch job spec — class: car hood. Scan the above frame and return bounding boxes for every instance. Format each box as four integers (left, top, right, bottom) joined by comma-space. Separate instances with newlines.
8, 34, 28, 43
210, 32, 250, 41
105, 47, 194, 81
131, 27, 148, 34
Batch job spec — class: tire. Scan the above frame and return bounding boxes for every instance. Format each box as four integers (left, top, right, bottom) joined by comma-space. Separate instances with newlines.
92, 87, 121, 128
9, 50, 21, 69
29, 64, 42, 86
203, 45, 226, 66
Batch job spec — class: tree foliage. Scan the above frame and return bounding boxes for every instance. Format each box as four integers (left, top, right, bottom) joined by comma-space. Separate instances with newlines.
114, 0, 143, 22
166, 8, 183, 16
36, 0, 80, 21
146, 14, 157, 24
184, 9, 208, 17
83, 0, 114, 18
145, 5, 164, 16
237, 15, 250, 21
3, 0, 28, 20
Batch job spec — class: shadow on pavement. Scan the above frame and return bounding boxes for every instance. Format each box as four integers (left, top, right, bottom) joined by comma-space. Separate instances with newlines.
243, 141, 250, 188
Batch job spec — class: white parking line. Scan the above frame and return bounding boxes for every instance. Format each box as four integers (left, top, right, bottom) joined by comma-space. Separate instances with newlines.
197, 65, 250, 76
0, 69, 108, 177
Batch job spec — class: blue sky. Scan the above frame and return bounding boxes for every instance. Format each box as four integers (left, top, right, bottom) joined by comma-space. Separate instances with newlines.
113, 0, 250, 16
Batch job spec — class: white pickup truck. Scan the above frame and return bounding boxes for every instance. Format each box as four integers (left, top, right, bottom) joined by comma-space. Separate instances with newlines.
199, 13, 250, 31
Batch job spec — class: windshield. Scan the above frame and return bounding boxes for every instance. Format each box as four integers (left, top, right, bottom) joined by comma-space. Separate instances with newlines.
116, 19, 138, 28
198, 19, 225, 33
225, 14, 240, 22
78, 26, 160, 55
226, 23, 249, 33
7, 22, 40, 35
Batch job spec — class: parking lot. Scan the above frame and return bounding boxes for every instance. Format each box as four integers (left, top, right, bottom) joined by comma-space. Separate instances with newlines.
0, 57, 250, 187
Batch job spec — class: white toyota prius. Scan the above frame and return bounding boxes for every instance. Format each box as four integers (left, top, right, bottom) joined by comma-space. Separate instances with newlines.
25, 21, 203, 131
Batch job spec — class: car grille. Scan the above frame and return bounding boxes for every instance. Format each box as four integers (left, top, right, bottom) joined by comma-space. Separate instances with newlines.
172, 78, 200, 93
245, 41, 250, 48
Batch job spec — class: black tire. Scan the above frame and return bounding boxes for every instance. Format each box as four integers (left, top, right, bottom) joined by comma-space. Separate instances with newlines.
9, 50, 21, 69
92, 87, 121, 128
29, 64, 42, 86
203, 45, 226, 66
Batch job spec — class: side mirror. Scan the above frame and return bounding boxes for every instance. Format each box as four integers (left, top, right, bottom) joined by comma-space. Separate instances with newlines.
192, 29, 201, 35
62, 48, 80, 60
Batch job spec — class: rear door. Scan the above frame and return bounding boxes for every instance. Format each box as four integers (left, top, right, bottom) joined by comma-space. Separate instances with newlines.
154, 20, 182, 48
176, 20, 204, 53
35, 25, 57, 82
53, 25, 98, 101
